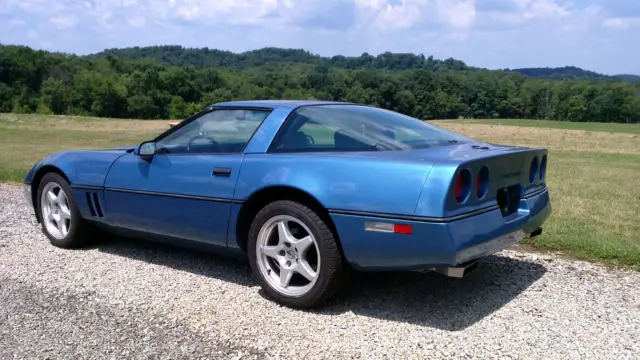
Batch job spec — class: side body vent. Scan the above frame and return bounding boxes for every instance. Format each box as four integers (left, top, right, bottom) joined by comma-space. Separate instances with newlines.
85, 191, 105, 218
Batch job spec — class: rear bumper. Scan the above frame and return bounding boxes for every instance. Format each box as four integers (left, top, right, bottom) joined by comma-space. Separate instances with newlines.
329, 186, 551, 271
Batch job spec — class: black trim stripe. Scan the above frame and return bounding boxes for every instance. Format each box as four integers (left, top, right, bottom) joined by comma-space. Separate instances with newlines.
522, 186, 548, 199
72, 185, 103, 191
104, 187, 244, 204
329, 186, 548, 223
72, 185, 246, 204
328, 205, 500, 224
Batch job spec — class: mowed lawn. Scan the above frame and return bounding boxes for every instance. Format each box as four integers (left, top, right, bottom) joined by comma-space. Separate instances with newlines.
0, 113, 168, 182
1, 113, 639, 270
442, 118, 640, 134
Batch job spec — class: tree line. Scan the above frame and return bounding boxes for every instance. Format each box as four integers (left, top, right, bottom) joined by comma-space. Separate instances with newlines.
87, 45, 470, 72
1, 44, 639, 123
89, 45, 640, 83
504, 66, 640, 83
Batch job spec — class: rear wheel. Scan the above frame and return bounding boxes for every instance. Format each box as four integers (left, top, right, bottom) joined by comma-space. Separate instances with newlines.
36, 173, 91, 249
248, 200, 346, 308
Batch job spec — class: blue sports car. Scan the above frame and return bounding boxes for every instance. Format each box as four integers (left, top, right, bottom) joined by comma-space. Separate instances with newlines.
24, 100, 551, 308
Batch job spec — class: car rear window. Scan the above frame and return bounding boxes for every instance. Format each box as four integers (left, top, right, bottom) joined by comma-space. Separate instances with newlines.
271, 104, 469, 152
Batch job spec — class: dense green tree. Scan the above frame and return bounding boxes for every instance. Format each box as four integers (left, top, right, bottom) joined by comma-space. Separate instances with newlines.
0, 44, 638, 123
39, 77, 67, 114
168, 95, 188, 119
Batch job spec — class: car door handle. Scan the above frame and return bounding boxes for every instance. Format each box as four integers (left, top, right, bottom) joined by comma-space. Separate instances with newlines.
212, 167, 232, 177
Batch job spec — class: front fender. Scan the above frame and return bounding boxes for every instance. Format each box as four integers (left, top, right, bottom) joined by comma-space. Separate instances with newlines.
24, 149, 129, 187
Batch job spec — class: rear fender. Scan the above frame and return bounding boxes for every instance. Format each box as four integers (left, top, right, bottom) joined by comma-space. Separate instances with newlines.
415, 147, 548, 219
234, 153, 434, 216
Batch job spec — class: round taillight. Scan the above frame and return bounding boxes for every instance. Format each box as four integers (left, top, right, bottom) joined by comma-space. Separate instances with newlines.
539, 155, 547, 182
454, 169, 471, 203
476, 166, 490, 198
529, 157, 538, 184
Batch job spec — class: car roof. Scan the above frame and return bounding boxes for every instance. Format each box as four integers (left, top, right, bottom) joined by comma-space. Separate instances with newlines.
212, 100, 356, 109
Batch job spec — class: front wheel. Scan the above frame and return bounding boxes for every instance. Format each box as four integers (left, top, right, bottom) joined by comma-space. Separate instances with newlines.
248, 200, 346, 309
36, 173, 91, 249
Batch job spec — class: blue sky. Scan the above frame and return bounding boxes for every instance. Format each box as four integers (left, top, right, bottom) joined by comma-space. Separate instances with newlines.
1, 0, 638, 75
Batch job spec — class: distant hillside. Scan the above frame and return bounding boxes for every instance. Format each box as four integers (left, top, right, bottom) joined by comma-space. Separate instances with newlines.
507, 66, 640, 83
86, 45, 470, 72
2, 43, 638, 123
87, 46, 640, 83
613, 74, 640, 83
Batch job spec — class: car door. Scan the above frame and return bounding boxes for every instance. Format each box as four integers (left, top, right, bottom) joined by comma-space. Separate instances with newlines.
103, 107, 272, 247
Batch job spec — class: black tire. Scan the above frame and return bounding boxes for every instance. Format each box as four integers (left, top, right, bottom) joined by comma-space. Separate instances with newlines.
36, 173, 92, 249
248, 200, 346, 309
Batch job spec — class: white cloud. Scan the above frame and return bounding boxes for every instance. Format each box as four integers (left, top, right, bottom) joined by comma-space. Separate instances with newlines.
127, 16, 146, 28
366, 0, 425, 30
0, 0, 638, 74
517, 0, 569, 19
602, 17, 640, 29
437, 0, 476, 29
481, 0, 570, 28
3, 0, 477, 31
50, 15, 79, 30
353, 0, 479, 30
8, 0, 49, 13
165, 0, 282, 24
603, 18, 627, 29
26, 29, 39, 39
559, 5, 602, 33
8, 18, 27, 27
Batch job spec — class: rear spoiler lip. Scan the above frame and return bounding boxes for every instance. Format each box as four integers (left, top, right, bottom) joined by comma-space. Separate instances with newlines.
415, 145, 548, 167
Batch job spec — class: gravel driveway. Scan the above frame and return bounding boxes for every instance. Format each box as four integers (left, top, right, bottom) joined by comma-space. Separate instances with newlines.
1, 183, 638, 359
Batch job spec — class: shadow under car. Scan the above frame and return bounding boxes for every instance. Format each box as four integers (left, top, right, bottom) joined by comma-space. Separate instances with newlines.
83, 234, 547, 331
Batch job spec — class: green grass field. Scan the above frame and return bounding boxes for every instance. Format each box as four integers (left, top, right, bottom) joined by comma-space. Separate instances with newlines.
439, 118, 640, 134
1, 113, 639, 270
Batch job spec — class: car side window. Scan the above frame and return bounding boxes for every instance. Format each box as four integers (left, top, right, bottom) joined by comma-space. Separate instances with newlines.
272, 109, 380, 152
156, 109, 271, 154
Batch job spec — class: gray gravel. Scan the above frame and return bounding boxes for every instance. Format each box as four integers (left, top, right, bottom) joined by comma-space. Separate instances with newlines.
1, 183, 639, 359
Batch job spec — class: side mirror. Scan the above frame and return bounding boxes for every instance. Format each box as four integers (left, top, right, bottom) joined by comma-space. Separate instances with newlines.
138, 141, 156, 160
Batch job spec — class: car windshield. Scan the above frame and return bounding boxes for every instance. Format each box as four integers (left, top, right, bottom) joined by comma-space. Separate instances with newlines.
272, 104, 471, 152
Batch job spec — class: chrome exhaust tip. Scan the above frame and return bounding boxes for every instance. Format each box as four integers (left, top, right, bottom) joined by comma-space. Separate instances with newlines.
431, 261, 479, 278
